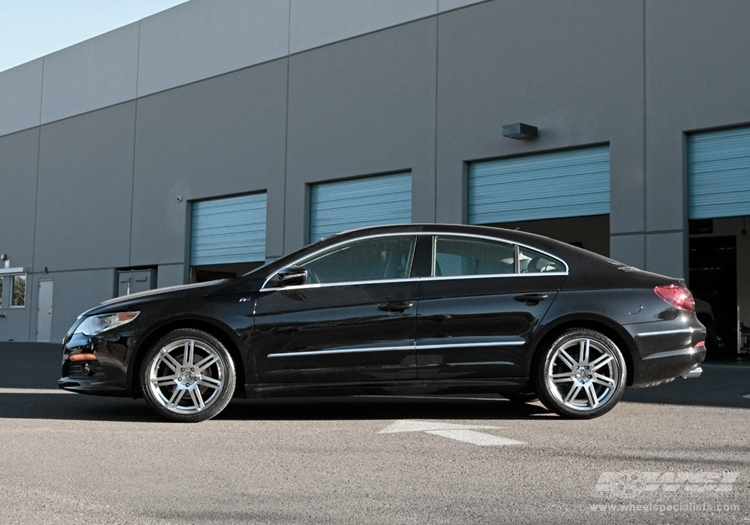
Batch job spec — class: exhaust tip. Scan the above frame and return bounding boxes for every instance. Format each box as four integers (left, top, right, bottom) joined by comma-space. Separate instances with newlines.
681, 366, 702, 379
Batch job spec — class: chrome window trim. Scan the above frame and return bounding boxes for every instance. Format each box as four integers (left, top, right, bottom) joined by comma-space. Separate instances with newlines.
267, 340, 526, 358
261, 230, 569, 290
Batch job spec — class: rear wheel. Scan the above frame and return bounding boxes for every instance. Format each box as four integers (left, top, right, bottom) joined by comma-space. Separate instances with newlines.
141, 328, 236, 422
535, 328, 626, 419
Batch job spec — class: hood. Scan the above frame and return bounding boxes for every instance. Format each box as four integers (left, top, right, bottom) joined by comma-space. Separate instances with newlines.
100, 279, 229, 306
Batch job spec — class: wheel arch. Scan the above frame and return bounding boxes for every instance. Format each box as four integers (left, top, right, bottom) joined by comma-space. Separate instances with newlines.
526, 315, 637, 387
128, 317, 246, 399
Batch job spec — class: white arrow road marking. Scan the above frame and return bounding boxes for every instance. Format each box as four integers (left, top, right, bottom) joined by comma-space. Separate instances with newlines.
743, 394, 750, 400
0, 388, 73, 394
379, 420, 525, 446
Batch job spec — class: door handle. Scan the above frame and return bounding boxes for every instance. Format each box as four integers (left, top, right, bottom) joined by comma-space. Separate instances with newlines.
514, 293, 549, 305
378, 301, 414, 312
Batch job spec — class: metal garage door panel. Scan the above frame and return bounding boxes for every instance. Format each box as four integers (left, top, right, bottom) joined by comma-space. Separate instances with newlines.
309, 172, 412, 242
689, 127, 750, 220
191, 193, 267, 266
468, 146, 610, 225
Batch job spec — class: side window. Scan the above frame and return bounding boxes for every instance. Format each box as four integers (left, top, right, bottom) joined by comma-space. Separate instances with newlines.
519, 247, 565, 273
433, 237, 515, 277
300, 236, 415, 284
0, 274, 27, 308
12, 275, 26, 307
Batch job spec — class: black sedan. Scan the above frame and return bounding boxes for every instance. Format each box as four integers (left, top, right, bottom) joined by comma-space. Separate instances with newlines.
59, 224, 705, 422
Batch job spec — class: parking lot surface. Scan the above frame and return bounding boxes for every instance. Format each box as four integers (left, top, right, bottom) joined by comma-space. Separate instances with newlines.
1, 343, 748, 524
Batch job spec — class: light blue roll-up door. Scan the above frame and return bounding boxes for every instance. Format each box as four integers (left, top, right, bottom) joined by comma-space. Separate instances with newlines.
688, 127, 750, 220
309, 172, 412, 242
190, 193, 267, 266
468, 146, 610, 224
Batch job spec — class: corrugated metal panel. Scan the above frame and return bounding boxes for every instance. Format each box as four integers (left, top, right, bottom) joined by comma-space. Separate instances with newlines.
309, 172, 412, 242
468, 146, 610, 224
190, 193, 267, 266
688, 127, 750, 219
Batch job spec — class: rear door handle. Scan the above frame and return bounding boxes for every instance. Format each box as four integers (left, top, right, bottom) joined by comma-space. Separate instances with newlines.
378, 301, 414, 312
514, 293, 549, 305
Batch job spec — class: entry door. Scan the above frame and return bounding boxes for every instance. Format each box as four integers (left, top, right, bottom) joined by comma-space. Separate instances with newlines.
415, 235, 566, 379
253, 235, 419, 384
36, 280, 53, 342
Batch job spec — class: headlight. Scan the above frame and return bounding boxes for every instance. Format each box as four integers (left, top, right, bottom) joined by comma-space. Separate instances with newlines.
74, 312, 140, 336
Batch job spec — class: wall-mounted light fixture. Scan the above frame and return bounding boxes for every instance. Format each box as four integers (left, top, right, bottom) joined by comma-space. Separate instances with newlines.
502, 123, 538, 140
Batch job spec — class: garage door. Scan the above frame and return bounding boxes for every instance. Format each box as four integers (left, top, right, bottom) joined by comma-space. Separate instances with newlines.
309, 172, 412, 242
688, 126, 750, 219
190, 193, 267, 266
468, 146, 610, 224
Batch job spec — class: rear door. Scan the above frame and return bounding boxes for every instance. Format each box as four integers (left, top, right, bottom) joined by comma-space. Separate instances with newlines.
415, 234, 567, 379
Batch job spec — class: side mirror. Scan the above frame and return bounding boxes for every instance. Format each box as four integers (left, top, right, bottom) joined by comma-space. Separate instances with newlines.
274, 266, 307, 287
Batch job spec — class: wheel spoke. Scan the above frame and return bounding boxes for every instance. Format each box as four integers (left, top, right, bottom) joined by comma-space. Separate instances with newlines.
590, 353, 613, 371
151, 374, 178, 387
592, 373, 616, 389
168, 387, 186, 408
551, 372, 574, 384
195, 353, 220, 373
584, 383, 599, 407
183, 340, 195, 367
557, 349, 577, 369
159, 350, 181, 372
579, 339, 590, 365
564, 384, 582, 403
189, 388, 205, 410
197, 376, 222, 390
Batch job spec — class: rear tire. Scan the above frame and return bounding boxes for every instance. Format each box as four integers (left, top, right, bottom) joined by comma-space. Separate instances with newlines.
535, 328, 626, 419
140, 328, 236, 422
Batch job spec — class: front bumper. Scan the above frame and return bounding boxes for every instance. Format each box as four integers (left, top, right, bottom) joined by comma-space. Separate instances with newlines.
58, 331, 133, 397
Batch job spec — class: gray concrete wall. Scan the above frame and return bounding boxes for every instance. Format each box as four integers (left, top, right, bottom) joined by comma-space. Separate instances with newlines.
2, 0, 750, 342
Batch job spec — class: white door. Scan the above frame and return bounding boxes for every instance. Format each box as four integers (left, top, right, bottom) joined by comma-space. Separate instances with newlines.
36, 280, 53, 342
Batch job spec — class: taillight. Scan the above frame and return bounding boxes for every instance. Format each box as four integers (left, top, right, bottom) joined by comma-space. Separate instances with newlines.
654, 285, 695, 312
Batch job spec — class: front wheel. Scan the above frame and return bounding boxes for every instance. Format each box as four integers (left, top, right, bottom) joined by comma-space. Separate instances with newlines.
141, 328, 236, 422
535, 329, 626, 419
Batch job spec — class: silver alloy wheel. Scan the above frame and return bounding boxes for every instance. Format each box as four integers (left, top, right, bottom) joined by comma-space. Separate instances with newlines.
544, 335, 620, 412
147, 338, 226, 415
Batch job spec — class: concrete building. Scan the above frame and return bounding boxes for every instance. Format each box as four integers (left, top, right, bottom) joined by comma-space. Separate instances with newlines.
1, 0, 749, 356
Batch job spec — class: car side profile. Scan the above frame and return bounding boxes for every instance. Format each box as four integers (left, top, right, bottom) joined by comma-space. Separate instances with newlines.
59, 224, 706, 422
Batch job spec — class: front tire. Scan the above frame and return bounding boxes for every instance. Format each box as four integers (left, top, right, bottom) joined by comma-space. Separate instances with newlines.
535, 328, 626, 419
141, 328, 236, 422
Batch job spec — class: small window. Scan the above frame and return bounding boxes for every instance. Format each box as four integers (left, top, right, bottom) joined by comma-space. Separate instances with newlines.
11, 275, 26, 307
519, 247, 565, 273
300, 236, 415, 284
0, 278, 3, 307
434, 237, 515, 277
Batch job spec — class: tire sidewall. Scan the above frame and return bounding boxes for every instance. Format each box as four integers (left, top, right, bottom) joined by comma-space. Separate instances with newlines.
535, 328, 626, 419
140, 328, 236, 422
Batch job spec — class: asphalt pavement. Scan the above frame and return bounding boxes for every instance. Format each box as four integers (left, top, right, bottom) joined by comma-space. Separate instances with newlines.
0, 342, 748, 524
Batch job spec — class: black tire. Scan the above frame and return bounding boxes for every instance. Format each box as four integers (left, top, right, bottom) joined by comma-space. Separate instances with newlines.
140, 328, 236, 422
534, 328, 626, 419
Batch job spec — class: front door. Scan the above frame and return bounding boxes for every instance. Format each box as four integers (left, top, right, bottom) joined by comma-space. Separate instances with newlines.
253, 235, 419, 384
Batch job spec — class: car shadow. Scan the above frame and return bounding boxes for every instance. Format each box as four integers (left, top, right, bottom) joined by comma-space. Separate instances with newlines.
0, 390, 550, 423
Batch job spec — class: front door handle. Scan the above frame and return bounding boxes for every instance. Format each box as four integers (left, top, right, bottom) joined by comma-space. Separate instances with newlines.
514, 293, 549, 305
378, 301, 414, 312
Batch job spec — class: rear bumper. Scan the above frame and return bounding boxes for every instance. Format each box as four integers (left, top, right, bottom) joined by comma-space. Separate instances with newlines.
626, 319, 707, 387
